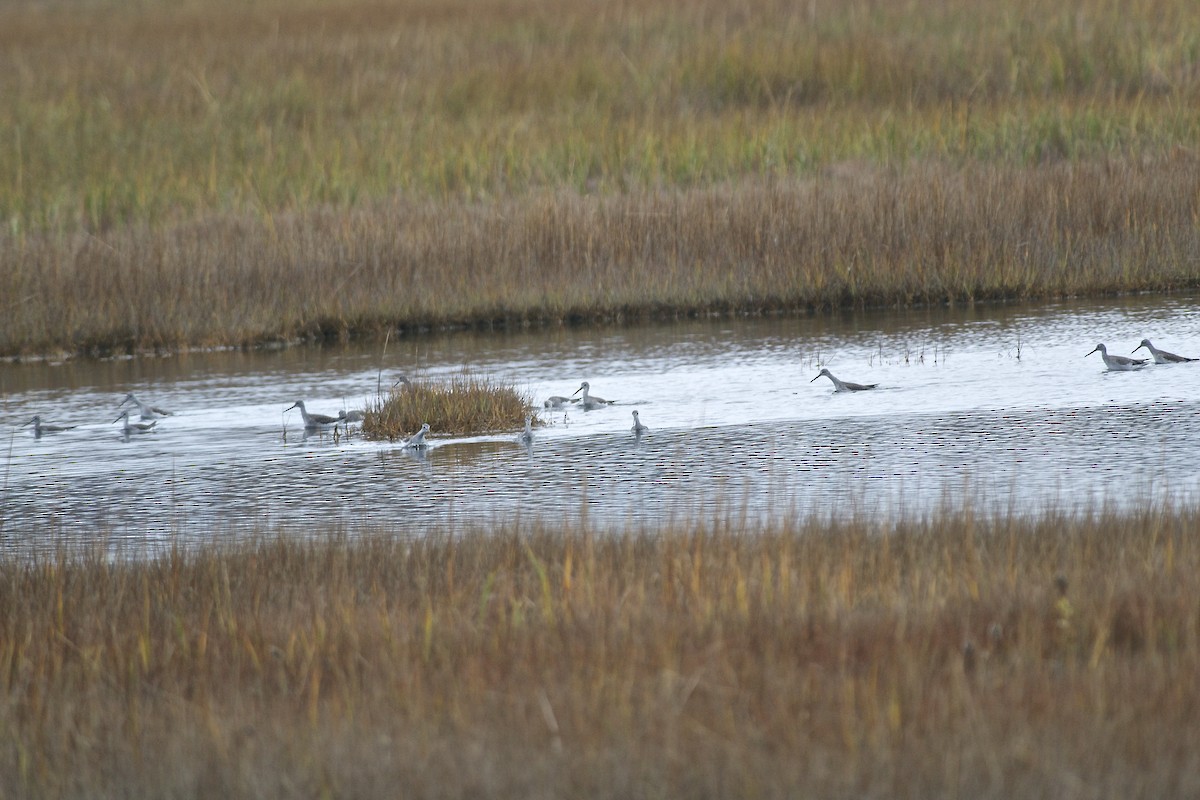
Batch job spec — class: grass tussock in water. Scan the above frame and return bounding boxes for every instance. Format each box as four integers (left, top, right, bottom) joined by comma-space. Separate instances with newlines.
362, 374, 533, 440
3, 0, 1200, 356
3, 507, 1200, 798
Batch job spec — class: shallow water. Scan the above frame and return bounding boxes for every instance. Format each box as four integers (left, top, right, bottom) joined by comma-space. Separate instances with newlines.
3, 295, 1200, 551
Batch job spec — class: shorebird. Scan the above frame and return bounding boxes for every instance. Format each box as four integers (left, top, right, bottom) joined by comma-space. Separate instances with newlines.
1132, 339, 1197, 364
120, 392, 173, 420
22, 416, 76, 437
571, 381, 615, 410
286, 400, 342, 429
403, 423, 431, 448
1086, 343, 1148, 371
517, 416, 534, 444
810, 368, 879, 392
543, 395, 579, 410
631, 410, 649, 435
113, 409, 156, 435
339, 409, 366, 424
392, 375, 413, 390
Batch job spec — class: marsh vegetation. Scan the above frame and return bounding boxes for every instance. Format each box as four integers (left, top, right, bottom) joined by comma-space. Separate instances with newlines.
3, 0, 1200, 356
362, 373, 534, 440
4, 0, 1199, 794
3, 508, 1199, 797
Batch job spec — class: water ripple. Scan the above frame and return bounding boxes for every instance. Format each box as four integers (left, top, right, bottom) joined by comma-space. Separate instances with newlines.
3, 295, 1200, 549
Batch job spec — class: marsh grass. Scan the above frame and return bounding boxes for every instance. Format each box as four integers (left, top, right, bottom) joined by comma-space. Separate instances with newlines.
3, 0, 1200, 356
5, 157, 1200, 358
362, 373, 533, 440
2, 506, 1199, 797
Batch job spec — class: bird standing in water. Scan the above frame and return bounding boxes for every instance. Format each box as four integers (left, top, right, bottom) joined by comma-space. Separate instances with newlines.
810, 368, 878, 392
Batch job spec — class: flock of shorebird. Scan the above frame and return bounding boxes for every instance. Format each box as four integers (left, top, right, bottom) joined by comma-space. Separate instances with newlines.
530, 338, 1194, 445
16, 339, 1196, 445
24, 393, 174, 439
1086, 338, 1197, 370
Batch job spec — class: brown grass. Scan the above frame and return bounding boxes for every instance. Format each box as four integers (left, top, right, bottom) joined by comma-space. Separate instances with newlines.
5, 158, 1200, 358
3, 0, 1200, 357
2, 507, 1199, 797
362, 373, 533, 439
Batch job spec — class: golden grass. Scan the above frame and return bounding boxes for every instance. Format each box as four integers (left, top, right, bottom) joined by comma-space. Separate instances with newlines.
4, 157, 1200, 357
362, 373, 533, 439
2, 506, 1199, 797
3, 0, 1199, 230
2, 0, 1200, 356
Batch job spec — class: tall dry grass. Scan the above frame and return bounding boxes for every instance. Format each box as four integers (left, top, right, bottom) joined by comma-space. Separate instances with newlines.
3, 0, 1200, 356
2, 507, 1198, 797
363, 373, 533, 439
3, 158, 1199, 356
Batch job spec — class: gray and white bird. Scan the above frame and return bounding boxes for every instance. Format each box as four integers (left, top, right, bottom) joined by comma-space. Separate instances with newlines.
22, 415, 76, 438
113, 409, 157, 435
286, 400, 342, 429
1132, 339, 1196, 364
571, 381, 615, 410
1086, 344, 1147, 371
120, 392, 173, 420
404, 423, 431, 448
810, 368, 878, 392
517, 416, 534, 444
543, 395, 578, 410
631, 410, 649, 435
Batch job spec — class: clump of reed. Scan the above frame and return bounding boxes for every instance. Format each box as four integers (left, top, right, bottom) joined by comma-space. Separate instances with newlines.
2, 505, 1199, 797
362, 373, 533, 440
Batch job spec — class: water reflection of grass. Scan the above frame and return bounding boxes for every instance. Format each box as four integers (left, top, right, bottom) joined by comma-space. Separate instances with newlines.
4, 506, 1198, 796
362, 374, 533, 440
4, 0, 1200, 357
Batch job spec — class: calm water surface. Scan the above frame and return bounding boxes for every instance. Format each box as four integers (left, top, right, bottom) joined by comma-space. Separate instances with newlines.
3, 295, 1199, 551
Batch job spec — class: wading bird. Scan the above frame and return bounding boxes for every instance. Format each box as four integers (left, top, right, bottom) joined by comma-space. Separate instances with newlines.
810, 368, 879, 392
286, 400, 342, 429
22, 416, 76, 438
1086, 344, 1147, 371
1132, 339, 1196, 364
403, 423, 431, 448
571, 381, 615, 410
120, 392, 173, 420
114, 409, 156, 436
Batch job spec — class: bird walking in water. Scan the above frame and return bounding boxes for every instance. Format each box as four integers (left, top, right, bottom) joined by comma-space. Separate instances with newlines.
403, 423, 431, 448
339, 409, 366, 424
631, 410, 649, 435
114, 409, 156, 435
120, 392, 173, 420
286, 400, 342, 429
1132, 339, 1196, 364
811, 368, 878, 392
517, 416, 534, 444
571, 381, 615, 410
22, 416, 76, 438
1086, 344, 1148, 371
543, 395, 578, 410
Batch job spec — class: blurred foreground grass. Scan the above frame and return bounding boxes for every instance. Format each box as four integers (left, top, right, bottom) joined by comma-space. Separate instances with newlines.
2, 507, 1198, 797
